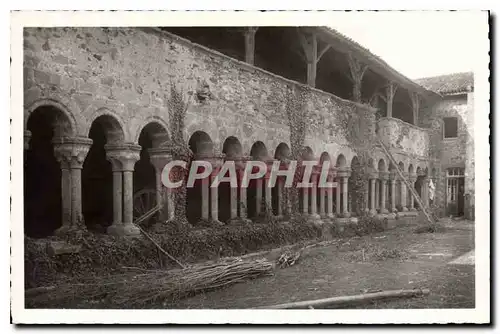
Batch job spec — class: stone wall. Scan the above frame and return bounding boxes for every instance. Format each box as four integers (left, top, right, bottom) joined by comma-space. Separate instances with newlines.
23, 26, 379, 163
377, 117, 430, 160
419, 94, 474, 218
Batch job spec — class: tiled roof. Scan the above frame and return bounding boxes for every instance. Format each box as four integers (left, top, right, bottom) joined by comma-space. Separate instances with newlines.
317, 27, 439, 98
415, 72, 474, 95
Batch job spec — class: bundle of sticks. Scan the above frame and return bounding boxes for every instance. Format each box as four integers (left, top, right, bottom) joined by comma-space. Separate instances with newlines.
26, 258, 274, 308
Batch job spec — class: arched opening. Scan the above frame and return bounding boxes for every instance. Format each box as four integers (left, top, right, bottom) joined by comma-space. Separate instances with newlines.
272, 143, 291, 216
187, 131, 213, 224
133, 122, 169, 226
82, 115, 125, 233
247, 141, 269, 218
24, 105, 74, 238
220, 136, 243, 223
349, 156, 362, 216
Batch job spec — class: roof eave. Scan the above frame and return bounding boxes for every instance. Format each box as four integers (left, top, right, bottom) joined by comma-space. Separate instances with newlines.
313, 27, 441, 101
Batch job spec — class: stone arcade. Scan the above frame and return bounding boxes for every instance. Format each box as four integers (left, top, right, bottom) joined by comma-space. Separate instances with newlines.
23, 27, 474, 238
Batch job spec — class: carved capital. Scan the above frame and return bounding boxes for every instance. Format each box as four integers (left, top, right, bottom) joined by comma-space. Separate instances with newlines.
52, 136, 93, 169
337, 167, 351, 178
105, 143, 142, 172
379, 171, 390, 181
148, 147, 173, 172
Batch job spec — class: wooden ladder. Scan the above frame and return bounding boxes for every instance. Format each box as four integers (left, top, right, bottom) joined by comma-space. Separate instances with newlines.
376, 136, 435, 225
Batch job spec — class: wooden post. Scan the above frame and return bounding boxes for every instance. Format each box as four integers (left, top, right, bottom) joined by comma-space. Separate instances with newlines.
347, 53, 368, 103
410, 92, 420, 125
386, 82, 397, 118
244, 27, 258, 65
298, 30, 328, 88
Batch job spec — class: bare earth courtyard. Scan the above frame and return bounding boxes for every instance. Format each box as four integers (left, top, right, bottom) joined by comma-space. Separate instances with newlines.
166, 218, 474, 309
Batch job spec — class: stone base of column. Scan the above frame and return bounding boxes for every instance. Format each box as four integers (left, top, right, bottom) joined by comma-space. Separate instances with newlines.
342, 212, 351, 218
402, 207, 408, 212
309, 213, 321, 220
379, 209, 389, 214
107, 223, 141, 236
369, 209, 378, 217
209, 219, 225, 227
54, 224, 85, 236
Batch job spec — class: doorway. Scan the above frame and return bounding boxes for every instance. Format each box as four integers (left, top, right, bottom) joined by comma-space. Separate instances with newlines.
446, 167, 465, 217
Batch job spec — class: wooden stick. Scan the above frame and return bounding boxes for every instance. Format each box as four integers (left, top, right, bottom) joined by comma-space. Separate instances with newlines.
254, 288, 430, 309
134, 224, 186, 269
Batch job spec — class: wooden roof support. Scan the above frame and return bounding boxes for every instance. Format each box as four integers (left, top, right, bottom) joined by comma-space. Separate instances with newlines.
347, 53, 368, 103
410, 92, 421, 125
243, 27, 259, 65
386, 82, 398, 118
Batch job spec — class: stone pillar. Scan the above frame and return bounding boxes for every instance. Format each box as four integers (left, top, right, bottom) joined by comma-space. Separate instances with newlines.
210, 171, 219, 222
52, 137, 92, 234
408, 174, 417, 211
201, 176, 209, 220
237, 160, 249, 220
319, 180, 326, 218
341, 177, 350, 218
255, 178, 263, 215
389, 173, 397, 212
264, 161, 274, 214
149, 148, 174, 221
105, 144, 141, 236
379, 172, 389, 214
375, 180, 380, 211
310, 167, 320, 219
400, 174, 408, 212
326, 170, 335, 218
335, 177, 341, 215
369, 177, 377, 215
364, 176, 370, 213
229, 175, 238, 220
111, 169, 123, 225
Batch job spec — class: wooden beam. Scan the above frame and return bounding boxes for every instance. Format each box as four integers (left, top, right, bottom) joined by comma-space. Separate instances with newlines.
243, 27, 259, 65
317, 44, 331, 63
297, 29, 318, 87
410, 92, 420, 125
347, 53, 368, 102
386, 82, 397, 118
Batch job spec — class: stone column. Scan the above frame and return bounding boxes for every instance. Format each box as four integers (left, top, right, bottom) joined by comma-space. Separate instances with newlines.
264, 159, 274, 214
229, 163, 238, 219
209, 153, 224, 223
326, 170, 335, 218
310, 167, 320, 219
255, 178, 263, 215
53, 137, 92, 234
149, 148, 173, 221
201, 176, 209, 220
364, 175, 370, 213
379, 172, 389, 214
342, 177, 350, 218
389, 172, 397, 212
302, 186, 309, 215
105, 144, 141, 236
408, 174, 417, 211
400, 173, 408, 212
375, 180, 380, 211
335, 177, 341, 215
369, 177, 377, 215
237, 160, 248, 220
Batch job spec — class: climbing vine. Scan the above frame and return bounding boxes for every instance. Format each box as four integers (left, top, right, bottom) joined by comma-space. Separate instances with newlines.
285, 85, 311, 215
166, 83, 193, 228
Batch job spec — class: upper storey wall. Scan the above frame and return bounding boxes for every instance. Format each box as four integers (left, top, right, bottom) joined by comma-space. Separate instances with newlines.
24, 27, 374, 161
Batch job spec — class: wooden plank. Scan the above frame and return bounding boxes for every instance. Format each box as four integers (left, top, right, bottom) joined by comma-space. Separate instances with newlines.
255, 288, 430, 309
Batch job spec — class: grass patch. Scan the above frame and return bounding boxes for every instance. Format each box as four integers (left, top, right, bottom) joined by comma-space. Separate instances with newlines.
413, 223, 447, 234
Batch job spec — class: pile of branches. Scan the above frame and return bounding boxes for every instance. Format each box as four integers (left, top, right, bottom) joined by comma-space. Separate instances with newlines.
26, 258, 274, 308
277, 250, 301, 268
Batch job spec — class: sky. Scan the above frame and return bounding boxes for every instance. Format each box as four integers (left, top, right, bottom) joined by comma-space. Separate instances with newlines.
327, 11, 488, 79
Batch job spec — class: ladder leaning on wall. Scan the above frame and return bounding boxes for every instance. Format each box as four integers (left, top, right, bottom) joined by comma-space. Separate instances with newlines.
375, 136, 435, 226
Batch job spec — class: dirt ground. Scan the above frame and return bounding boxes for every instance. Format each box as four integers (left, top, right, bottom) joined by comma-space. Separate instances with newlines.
167, 218, 475, 309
